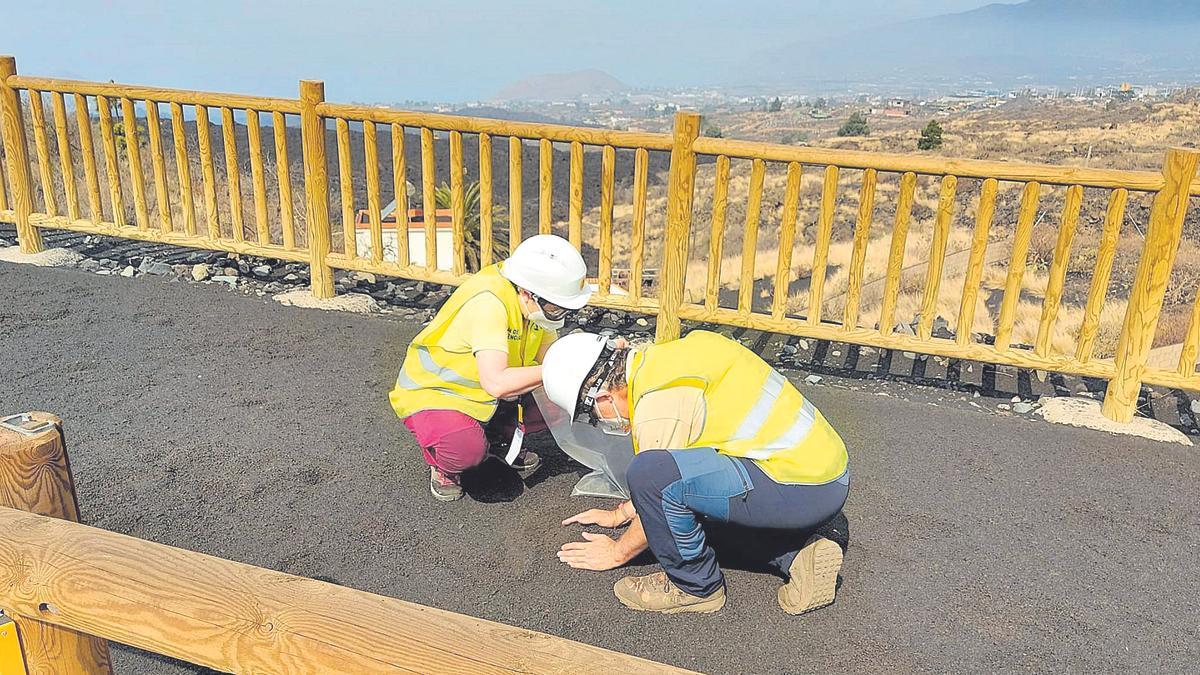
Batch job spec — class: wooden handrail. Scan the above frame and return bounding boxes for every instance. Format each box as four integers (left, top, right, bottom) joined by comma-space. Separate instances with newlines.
0, 507, 693, 674
692, 136, 1169, 191
316, 102, 674, 150
7, 75, 302, 113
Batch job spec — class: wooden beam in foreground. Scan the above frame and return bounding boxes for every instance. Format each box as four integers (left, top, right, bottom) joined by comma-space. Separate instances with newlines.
0, 507, 694, 675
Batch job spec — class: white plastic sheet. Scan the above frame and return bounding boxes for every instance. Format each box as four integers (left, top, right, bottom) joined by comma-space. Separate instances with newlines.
532, 387, 634, 499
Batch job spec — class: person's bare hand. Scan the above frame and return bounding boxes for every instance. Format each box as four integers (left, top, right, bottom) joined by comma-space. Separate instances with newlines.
561, 508, 626, 528
557, 532, 623, 571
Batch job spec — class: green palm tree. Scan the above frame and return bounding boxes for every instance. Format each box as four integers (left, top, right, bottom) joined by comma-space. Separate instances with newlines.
433, 181, 509, 272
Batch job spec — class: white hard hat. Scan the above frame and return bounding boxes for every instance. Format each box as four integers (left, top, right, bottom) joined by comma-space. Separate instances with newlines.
500, 234, 594, 309
541, 332, 608, 419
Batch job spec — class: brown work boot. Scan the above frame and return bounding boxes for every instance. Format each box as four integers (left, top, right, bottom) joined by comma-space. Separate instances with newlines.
778, 535, 843, 615
429, 466, 463, 502
613, 571, 726, 614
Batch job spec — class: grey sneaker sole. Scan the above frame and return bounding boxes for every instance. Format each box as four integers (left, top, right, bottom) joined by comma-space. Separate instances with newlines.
429, 469, 463, 502
779, 536, 842, 615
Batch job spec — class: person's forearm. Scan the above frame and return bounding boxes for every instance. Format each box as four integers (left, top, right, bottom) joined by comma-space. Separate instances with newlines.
614, 515, 648, 564
483, 364, 543, 399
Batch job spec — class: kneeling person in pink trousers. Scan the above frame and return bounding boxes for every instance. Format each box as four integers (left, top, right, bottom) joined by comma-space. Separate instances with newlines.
389, 235, 593, 501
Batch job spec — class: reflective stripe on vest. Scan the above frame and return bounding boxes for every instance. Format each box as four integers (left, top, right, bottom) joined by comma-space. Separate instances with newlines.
393, 346, 492, 409
410, 345, 482, 389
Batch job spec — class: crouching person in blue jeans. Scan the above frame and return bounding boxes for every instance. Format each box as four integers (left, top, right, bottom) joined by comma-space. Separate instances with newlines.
543, 330, 849, 615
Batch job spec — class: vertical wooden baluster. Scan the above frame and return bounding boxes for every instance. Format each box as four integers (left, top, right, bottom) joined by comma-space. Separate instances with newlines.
170, 102, 197, 236
1178, 288, 1200, 377
335, 118, 354, 257
994, 181, 1042, 351
120, 98, 149, 229
630, 147, 649, 302
878, 171, 917, 336
364, 120, 383, 263
738, 158, 767, 316
916, 175, 958, 340
273, 111, 294, 249
220, 107, 244, 241
705, 155, 731, 312
539, 138, 552, 234
194, 104, 221, 239
27, 90, 58, 216
479, 132, 493, 266
568, 140, 583, 248
598, 145, 615, 295
51, 93, 80, 221
508, 136, 522, 248
843, 168, 878, 330
771, 162, 804, 320
807, 165, 840, 325
390, 123, 409, 266
0, 123, 8, 212
96, 95, 125, 226
1104, 148, 1200, 422
0, 120, 7, 212
1034, 184, 1083, 356
1075, 189, 1127, 362
246, 109, 270, 244
956, 178, 998, 346
421, 127, 437, 271
74, 94, 103, 224
450, 129, 465, 276
144, 101, 173, 232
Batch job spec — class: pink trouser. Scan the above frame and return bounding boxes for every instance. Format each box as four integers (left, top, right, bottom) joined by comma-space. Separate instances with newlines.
402, 397, 545, 477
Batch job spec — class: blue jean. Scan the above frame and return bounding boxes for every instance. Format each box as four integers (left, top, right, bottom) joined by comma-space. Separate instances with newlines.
628, 448, 849, 598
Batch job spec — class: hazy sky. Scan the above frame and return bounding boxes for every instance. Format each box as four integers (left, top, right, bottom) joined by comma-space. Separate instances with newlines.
5, 1, 1010, 101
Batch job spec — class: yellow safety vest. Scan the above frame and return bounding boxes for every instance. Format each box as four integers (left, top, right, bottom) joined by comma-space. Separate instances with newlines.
627, 330, 847, 484
389, 263, 546, 421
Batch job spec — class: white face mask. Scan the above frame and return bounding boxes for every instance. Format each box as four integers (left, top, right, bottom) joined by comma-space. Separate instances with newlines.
529, 311, 564, 331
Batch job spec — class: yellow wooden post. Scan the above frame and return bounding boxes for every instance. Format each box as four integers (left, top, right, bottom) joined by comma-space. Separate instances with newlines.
508, 136, 523, 248
1102, 148, 1200, 422
479, 132, 493, 266
300, 80, 334, 298
0, 56, 44, 253
390, 123, 409, 266
598, 145, 615, 294
170, 102, 197, 235
539, 139, 553, 235
655, 111, 701, 342
704, 155, 730, 312
568, 140, 583, 249
27, 90, 57, 217
275, 112, 296, 249
449, 130, 465, 276
0, 412, 112, 674
630, 148, 649, 302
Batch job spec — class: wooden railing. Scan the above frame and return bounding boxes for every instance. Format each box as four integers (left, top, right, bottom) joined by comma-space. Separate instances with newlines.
2, 55, 1199, 422
0, 413, 691, 674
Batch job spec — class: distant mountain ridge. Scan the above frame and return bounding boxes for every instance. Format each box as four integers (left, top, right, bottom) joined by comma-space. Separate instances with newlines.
493, 69, 628, 101
755, 0, 1200, 90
